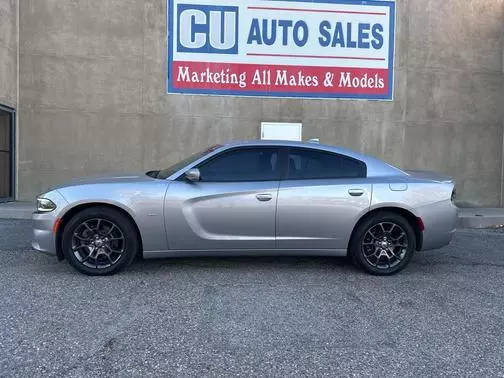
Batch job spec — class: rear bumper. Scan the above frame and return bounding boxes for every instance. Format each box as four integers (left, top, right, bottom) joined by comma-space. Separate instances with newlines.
417, 199, 458, 251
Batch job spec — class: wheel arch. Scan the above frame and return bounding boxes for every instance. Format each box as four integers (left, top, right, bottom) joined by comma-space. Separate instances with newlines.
348, 206, 423, 252
55, 202, 143, 261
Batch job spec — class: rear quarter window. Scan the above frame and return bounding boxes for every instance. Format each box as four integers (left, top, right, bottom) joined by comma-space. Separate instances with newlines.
287, 148, 366, 180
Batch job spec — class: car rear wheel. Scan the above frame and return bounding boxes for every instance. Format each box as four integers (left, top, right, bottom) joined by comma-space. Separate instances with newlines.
350, 212, 416, 275
62, 206, 139, 275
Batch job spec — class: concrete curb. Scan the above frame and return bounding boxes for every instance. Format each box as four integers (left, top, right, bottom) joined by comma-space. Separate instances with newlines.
1, 202, 504, 229
0, 202, 33, 220
457, 208, 504, 229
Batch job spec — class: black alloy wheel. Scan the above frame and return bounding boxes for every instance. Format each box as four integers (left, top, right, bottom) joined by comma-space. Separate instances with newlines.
62, 206, 139, 275
71, 218, 125, 269
350, 212, 416, 275
361, 221, 408, 269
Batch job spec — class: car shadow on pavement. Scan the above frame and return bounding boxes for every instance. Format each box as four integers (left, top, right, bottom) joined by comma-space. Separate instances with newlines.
127, 254, 360, 275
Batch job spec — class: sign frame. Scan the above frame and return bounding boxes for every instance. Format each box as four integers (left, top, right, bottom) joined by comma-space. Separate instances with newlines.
167, 0, 396, 101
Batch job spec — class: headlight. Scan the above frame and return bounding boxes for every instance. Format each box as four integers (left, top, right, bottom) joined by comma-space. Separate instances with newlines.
37, 198, 57, 213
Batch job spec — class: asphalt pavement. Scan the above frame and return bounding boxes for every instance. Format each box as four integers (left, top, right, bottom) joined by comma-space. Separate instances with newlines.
0, 219, 503, 377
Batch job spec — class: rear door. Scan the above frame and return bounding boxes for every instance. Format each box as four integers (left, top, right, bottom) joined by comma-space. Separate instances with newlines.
276, 147, 371, 249
164, 146, 281, 250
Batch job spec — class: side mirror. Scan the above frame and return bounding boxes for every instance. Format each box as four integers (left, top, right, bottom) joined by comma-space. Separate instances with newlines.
185, 168, 200, 182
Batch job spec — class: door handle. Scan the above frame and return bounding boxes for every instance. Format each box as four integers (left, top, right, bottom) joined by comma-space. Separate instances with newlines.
348, 188, 365, 197
256, 193, 273, 202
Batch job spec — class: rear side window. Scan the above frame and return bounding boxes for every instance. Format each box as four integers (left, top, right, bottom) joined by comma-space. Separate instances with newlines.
287, 148, 366, 180
198, 147, 280, 182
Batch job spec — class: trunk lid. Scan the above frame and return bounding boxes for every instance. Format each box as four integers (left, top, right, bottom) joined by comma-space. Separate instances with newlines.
405, 170, 454, 183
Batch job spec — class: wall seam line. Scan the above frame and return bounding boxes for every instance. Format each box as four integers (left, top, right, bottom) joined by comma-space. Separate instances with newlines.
501, 18, 504, 208
501, 120, 504, 207
15, 0, 19, 200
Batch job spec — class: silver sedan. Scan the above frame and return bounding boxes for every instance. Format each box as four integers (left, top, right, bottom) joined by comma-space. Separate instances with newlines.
32, 140, 457, 276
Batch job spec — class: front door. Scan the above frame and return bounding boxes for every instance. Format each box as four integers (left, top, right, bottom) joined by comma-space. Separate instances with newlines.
276, 147, 371, 249
164, 147, 281, 250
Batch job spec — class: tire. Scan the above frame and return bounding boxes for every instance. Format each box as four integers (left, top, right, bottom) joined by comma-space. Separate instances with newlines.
349, 211, 416, 275
61, 206, 139, 276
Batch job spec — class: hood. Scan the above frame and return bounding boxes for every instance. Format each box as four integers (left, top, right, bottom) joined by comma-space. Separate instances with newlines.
405, 170, 454, 183
51, 172, 158, 190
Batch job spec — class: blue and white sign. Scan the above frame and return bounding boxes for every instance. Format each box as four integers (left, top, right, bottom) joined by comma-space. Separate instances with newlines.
168, 0, 396, 100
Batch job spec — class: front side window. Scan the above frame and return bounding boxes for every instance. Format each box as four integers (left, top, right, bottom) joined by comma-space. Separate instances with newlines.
157, 145, 222, 179
198, 147, 280, 182
287, 148, 366, 180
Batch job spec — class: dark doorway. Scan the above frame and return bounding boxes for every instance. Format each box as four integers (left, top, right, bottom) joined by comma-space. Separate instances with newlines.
0, 105, 14, 201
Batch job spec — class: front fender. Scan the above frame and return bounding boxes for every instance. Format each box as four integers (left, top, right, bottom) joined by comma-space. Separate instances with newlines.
57, 181, 170, 253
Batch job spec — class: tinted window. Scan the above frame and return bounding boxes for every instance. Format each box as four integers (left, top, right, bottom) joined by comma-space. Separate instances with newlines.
157, 145, 222, 179
198, 148, 280, 182
287, 148, 366, 179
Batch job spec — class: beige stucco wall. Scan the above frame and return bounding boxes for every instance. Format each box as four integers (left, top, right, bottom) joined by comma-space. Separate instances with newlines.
16, 0, 504, 206
0, 0, 17, 109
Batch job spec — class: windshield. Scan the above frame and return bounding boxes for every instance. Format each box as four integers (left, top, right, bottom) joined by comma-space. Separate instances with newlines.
156, 145, 221, 179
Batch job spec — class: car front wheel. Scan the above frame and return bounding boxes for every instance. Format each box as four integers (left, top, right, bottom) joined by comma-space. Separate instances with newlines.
350, 212, 416, 275
61, 206, 139, 275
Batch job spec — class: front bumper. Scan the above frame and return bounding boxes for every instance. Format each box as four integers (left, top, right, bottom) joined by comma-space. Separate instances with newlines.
32, 213, 57, 256
32, 190, 69, 256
